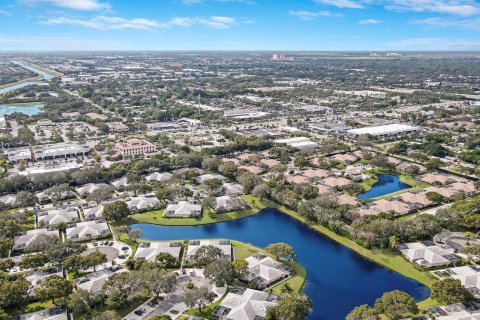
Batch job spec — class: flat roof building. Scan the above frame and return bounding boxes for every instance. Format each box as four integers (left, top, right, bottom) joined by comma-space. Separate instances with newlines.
115, 138, 156, 157
347, 124, 418, 140
274, 136, 318, 150
32, 143, 90, 161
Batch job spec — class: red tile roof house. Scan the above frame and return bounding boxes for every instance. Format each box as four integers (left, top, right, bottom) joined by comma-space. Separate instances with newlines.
301, 169, 330, 179
370, 199, 412, 216
398, 191, 434, 209
321, 177, 352, 188
419, 173, 450, 185
337, 194, 359, 206
239, 165, 265, 175
317, 184, 332, 193
260, 159, 280, 168
222, 157, 241, 165
425, 186, 459, 200
237, 153, 254, 162
355, 208, 380, 217
450, 181, 477, 195
387, 156, 403, 166
330, 153, 358, 163
285, 175, 309, 184
396, 162, 427, 174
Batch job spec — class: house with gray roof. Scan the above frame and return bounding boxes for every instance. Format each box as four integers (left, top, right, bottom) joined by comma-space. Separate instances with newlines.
399, 241, 458, 268
133, 242, 182, 262
66, 221, 111, 241
186, 239, 233, 262
164, 201, 202, 218
213, 287, 279, 320
126, 196, 161, 212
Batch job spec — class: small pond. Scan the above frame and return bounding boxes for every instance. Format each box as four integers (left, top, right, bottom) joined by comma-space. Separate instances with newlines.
358, 173, 412, 200
132, 208, 429, 320
0, 104, 44, 116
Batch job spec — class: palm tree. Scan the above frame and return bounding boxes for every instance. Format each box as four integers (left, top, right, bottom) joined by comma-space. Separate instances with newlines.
389, 235, 398, 250
280, 283, 293, 296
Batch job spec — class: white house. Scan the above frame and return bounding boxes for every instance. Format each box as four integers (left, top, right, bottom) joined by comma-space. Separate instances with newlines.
126, 196, 161, 212
133, 242, 182, 262
164, 201, 202, 218
399, 241, 458, 268
186, 239, 233, 262
66, 221, 111, 241
244, 253, 292, 288
213, 287, 279, 320
13, 229, 59, 251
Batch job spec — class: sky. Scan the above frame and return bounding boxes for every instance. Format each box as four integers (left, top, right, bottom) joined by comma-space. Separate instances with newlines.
1, 0, 480, 51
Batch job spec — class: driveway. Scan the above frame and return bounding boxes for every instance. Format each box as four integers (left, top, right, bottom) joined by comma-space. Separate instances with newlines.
123, 269, 225, 320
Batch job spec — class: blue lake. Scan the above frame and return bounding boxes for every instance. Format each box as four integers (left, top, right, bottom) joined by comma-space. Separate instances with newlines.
358, 174, 412, 200
133, 208, 429, 320
0, 104, 44, 116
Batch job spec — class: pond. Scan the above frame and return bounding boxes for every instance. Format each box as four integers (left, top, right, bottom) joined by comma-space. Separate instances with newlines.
132, 208, 429, 320
358, 173, 412, 200
0, 103, 44, 116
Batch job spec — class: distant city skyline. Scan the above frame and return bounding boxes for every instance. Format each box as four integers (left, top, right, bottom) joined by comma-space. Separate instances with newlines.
1, 0, 480, 51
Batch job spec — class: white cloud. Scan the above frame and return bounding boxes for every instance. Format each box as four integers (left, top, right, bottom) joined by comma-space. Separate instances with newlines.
359, 18, 382, 24
385, 0, 480, 16
414, 16, 480, 29
0, 10, 12, 15
20, 0, 111, 11
290, 10, 342, 20
387, 37, 480, 50
313, 0, 364, 9
42, 16, 165, 30
41, 15, 238, 30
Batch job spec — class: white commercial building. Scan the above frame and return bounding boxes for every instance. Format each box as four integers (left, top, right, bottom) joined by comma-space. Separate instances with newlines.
5, 147, 32, 163
347, 124, 418, 140
224, 110, 270, 120
32, 143, 90, 160
275, 136, 318, 150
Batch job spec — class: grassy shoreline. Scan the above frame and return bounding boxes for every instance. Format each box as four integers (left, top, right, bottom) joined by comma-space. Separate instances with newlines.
111, 194, 439, 312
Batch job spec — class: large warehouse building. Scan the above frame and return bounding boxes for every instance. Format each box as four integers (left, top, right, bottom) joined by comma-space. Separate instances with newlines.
347, 123, 419, 140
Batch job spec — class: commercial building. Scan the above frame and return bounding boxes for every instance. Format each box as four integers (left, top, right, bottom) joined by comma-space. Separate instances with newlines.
115, 138, 156, 157
106, 121, 129, 132
224, 110, 270, 120
347, 124, 419, 140
32, 143, 90, 161
146, 122, 179, 131
274, 137, 318, 150
5, 147, 32, 163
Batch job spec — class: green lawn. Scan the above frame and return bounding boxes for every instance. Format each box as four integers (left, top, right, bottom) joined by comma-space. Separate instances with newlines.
184, 294, 226, 320
270, 262, 306, 296
112, 195, 259, 228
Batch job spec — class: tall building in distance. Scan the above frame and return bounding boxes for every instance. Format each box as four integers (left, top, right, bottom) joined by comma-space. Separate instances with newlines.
272, 53, 294, 61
